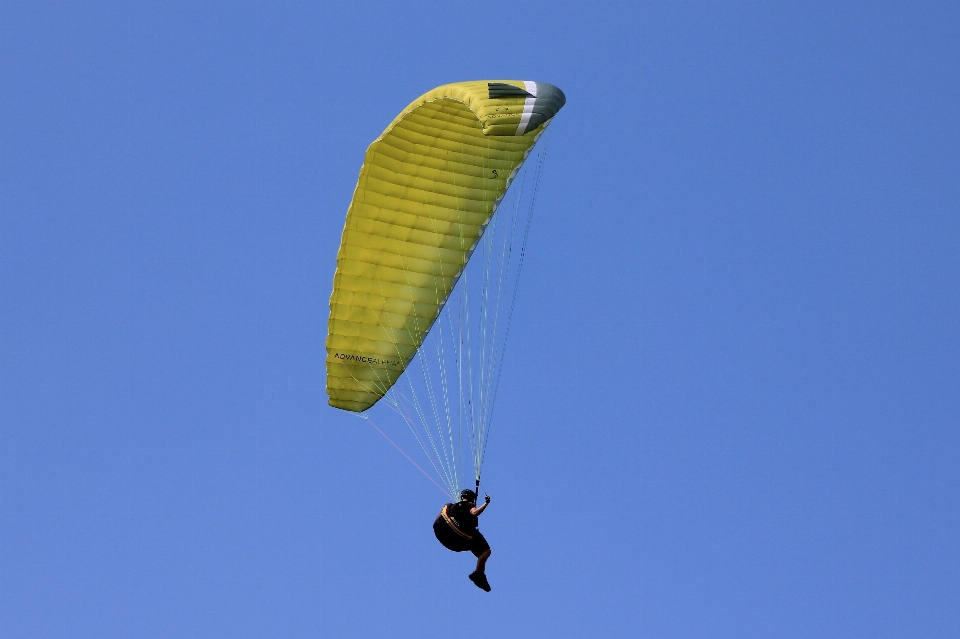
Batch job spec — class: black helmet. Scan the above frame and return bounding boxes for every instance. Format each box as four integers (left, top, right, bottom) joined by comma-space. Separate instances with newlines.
460, 489, 477, 502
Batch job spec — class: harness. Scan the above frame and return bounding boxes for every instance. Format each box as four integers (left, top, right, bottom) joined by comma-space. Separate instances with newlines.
440, 504, 474, 540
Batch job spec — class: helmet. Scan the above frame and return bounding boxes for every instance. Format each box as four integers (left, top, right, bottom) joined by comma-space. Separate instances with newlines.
460, 489, 477, 502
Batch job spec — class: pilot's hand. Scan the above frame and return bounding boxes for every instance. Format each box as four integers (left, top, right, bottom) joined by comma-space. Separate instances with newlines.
484, 494, 491, 504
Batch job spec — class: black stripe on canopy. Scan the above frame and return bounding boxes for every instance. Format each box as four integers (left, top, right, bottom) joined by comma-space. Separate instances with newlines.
487, 82, 533, 99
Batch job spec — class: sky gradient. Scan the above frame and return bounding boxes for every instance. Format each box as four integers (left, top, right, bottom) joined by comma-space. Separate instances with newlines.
2, 2, 958, 637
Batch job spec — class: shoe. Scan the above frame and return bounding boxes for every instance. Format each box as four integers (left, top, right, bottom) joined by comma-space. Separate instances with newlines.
469, 571, 491, 592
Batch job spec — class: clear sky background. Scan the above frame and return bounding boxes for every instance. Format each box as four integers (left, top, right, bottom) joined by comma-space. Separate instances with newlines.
2, 2, 958, 638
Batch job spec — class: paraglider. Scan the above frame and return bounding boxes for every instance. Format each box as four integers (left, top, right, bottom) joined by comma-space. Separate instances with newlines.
434, 490, 493, 591
326, 80, 564, 588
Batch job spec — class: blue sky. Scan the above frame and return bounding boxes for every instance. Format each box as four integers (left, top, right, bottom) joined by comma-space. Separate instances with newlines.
2, 2, 958, 637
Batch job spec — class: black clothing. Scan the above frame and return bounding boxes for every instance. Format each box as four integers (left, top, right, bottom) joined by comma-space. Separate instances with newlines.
466, 530, 490, 557
433, 503, 490, 557
447, 500, 479, 531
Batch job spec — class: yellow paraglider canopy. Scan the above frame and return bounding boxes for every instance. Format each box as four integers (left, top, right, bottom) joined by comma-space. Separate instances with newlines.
326, 80, 565, 412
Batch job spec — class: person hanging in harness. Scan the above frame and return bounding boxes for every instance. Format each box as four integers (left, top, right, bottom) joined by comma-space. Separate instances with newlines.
433, 489, 492, 591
